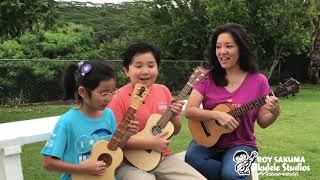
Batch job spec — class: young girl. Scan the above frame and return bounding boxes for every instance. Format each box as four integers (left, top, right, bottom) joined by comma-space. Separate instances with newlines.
108, 42, 206, 180
41, 60, 138, 180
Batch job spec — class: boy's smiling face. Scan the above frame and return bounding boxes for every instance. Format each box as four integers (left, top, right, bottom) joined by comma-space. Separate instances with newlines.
124, 52, 158, 88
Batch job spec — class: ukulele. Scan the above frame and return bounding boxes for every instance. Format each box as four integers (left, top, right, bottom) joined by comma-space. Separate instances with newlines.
123, 66, 208, 171
72, 83, 148, 180
188, 78, 300, 148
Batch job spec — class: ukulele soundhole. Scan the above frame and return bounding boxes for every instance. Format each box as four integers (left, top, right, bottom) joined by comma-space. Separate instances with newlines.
98, 153, 112, 168
152, 125, 162, 136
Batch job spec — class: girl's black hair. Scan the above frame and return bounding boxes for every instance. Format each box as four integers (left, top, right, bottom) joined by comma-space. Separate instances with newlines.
208, 23, 258, 86
122, 42, 161, 69
62, 60, 115, 102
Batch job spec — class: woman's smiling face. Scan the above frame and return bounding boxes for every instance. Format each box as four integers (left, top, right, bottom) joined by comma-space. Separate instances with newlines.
216, 32, 240, 70
124, 52, 159, 87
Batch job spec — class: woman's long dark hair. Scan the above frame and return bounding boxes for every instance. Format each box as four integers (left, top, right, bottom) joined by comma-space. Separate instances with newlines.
208, 23, 258, 86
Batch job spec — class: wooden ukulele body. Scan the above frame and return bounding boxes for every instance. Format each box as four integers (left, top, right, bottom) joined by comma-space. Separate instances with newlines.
124, 114, 174, 171
188, 103, 236, 148
72, 140, 123, 180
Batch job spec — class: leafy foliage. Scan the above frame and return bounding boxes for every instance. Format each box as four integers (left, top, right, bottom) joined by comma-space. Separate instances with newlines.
0, 23, 98, 59
0, 39, 25, 58
205, 0, 312, 80
0, 0, 316, 104
0, 0, 56, 40
149, 0, 209, 60
55, 1, 126, 43
0, 61, 65, 104
41, 23, 98, 59
205, 0, 251, 29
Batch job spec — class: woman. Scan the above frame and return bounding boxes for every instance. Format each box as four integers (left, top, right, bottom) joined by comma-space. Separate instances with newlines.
184, 23, 280, 179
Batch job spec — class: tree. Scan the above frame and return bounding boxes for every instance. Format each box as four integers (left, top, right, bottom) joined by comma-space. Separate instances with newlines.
0, 23, 98, 59
205, 0, 312, 81
0, 0, 56, 40
249, 0, 312, 80
150, 0, 209, 60
41, 23, 98, 59
55, 1, 125, 43
205, 0, 251, 29
96, 1, 157, 60
0, 39, 25, 59
308, 0, 320, 84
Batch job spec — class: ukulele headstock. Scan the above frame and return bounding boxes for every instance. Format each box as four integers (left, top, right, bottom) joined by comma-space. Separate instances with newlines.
131, 83, 149, 109
187, 66, 209, 86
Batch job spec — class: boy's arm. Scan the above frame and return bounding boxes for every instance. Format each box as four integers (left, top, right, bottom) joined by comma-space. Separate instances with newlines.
124, 133, 170, 153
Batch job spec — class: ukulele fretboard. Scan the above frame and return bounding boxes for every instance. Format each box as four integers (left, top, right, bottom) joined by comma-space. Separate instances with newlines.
108, 107, 136, 151
156, 83, 193, 130
228, 91, 275, 117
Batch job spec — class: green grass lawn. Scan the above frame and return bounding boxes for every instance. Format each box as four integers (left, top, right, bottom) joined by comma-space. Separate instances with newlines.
0, 84, 319, 179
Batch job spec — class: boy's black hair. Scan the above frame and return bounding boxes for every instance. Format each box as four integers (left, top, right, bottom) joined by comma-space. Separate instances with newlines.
122, 42, 161, 69
62, 60, 115, 102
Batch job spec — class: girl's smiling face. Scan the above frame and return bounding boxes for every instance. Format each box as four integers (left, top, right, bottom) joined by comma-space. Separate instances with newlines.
124, 52, 158, 88
80, 78, 116, 111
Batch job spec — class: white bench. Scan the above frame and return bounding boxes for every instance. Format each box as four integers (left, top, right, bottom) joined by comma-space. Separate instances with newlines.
0, 116, 60, 180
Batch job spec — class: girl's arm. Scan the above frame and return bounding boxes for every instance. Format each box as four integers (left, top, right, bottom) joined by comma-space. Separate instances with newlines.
43, 156, 106, 176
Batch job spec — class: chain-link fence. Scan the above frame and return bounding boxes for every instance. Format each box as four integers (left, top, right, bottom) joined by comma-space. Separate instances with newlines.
0, 59, 208, 106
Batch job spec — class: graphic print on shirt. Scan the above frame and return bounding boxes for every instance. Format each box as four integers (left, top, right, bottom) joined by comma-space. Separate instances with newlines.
45, 133, 56, 148
225, 99, 241, 109
153, 101, 168, 114
75, 128, 113, 162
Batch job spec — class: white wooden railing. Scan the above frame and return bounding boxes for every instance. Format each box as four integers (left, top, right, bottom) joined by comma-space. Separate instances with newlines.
0, 116, 60, 180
